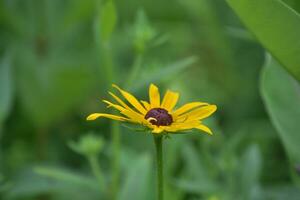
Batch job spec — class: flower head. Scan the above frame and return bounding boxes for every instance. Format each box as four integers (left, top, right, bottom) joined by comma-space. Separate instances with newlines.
87, 84, 217, 134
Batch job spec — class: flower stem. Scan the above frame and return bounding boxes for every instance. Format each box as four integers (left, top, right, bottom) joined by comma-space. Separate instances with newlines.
111, 121, 120, 199
88, 155, 105, 192
125, 53, 143, 89
153, 135, 164, 200
95, 3, 120, 196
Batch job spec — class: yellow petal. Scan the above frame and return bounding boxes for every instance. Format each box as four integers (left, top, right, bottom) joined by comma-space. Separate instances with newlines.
102, 100, 145, 123
141, 100, 151, 111
86, 113, 130, 121
112, 84, 147, 114
161, 90, 179, 111
149, 84, 160, 108
103, 100, 125, 111
195, 124, 213, 135
165, 120, 199, 132
177, 105, 217, 121
109, 92, 131, 110
109, 92, 146, 119
164, 120, 213, 135
122, 110, 147, 123
172, 102, 209, 116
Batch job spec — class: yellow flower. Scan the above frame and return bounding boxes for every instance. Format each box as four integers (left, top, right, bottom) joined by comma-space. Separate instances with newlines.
87, 84, 217, 134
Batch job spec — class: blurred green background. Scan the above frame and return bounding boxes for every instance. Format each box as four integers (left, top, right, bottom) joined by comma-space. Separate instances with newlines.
1, 0, 300, 199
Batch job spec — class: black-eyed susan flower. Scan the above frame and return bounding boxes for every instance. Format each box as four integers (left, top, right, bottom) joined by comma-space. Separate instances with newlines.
87, 84, 217, 135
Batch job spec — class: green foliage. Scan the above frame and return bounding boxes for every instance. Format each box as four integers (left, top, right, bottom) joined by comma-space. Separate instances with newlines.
226, 0, 300, 81
0, 0, 300, 199
260, 56, 300, 183
131, 56, 198, 91
238, 145, 262, 200
18, 59, 96, 127
97, 0, 117, 42
34, 166, 98, 190
5, 168, 99, 200
133, 9, 156, 54
176, 138, 263, 200
0, 53, 13, 126
118, 154, 153, 200
176, 143, 217, 194
69, 133, 105, 157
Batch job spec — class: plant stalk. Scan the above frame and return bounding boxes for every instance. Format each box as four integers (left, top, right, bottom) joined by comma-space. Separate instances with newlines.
95, 5, 120, 197
111, 120, 120, 199
154, 135, 164, 200
88, 155, 105, 192
125, 53, 143, 89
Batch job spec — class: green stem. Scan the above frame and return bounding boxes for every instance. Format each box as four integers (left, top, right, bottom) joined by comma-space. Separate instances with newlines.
154, 135, 164, 200
102, 42, 115, 85
0, 124, 3, 172
88, 155, 105, 192
111, 121, 120, 199
102, 43, 120, 200
95, 5, 120, 197
124, 53, 143, 89
97, 36, 119, 199
0, 123, 3, 139
36, 127, 49, 160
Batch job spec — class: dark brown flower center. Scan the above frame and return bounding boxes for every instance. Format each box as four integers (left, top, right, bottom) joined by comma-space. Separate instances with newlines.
144, 108, 173, 126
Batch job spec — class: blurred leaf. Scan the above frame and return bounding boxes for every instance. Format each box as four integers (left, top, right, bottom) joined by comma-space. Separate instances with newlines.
180, 0, 235, 66
68, 133, 105, 157
18, 54, 96, 127
0, 174, 11, 193
132, 56, 198, 91
226, 0, 300, 81
63, 0, 95, 31
176, 143, 217, 194
118, 154, 153, 200
0, 53, 13, 125
5, 168, 98, 199
225, 26, 255, 41
239, 144, 262, 200
34, 166, 98, 190
182, 144, 207, 179
263, 185, 300, 200
98, 0, 117, 42
133, 9, 156, 53
175, 179, 217, 194
260, 56, 300, 181
180, 0, 239, 93
163, 138, 186, 200
164, 137, 183, 174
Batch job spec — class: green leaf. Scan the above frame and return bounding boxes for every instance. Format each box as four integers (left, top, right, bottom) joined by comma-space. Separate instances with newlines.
260, 55, 300, 178
34, 166, 98, 190
176, 143, 217, 194
175, 179, 217, 194
63, 0, 95, 31
239, 144, 262, 199
5, 168, 98, 199
0, 174, 11, 193
0, 54, 13, 125
133, 9, 156, 53
264, 185, 300, 200
17, 52, 96, 127
68, 133, 105, 157
180, 0, 239, 93
118, 154, 153, 200
226, 0, 300, 81
97, 0, 117, 42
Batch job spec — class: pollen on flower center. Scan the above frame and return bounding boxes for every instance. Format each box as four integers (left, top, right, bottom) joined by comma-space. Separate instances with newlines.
145, 108, 173, 126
